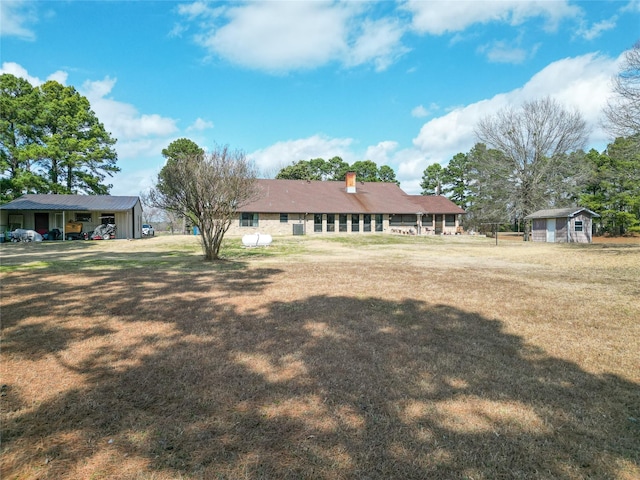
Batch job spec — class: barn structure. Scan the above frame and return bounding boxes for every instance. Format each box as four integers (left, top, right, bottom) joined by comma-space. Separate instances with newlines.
0, 194, 143, 240
525, 207, 599, 244
227, 175, 465, 236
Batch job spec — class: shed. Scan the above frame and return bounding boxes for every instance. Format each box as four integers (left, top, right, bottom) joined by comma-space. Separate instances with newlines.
0, 194, 143, 240
525, 207, 599, 243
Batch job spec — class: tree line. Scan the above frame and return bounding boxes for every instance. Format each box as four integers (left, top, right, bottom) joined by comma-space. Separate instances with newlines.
0, 74, 118, 202
275, 157, 399, 184
421, 134, 639, 235
3, 40, 638, 246
420, 42, 640, 236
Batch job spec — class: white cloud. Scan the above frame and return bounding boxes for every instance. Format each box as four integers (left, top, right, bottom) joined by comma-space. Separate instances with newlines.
187, 117, 214, 131
411, 105, 429, 118
0, 61, 67, 85
193, 1, 353, 72
177, 1, 410, 72
622, 0, 640, 13
248, 135, 355, 176
0, 0, 37, 40
478, 39, 540, 64
80, 77, 179, 151
403, 0, 581, 35
364, 141, 399, 164
175, 0, 593, 73
401, 52, 618, 191
575, 16, 618, 41
177, 1, 220, 20
245, 52, 618, 193
109, 166, 162, 197
1, 63, 179, 161
346, 17, 409, 71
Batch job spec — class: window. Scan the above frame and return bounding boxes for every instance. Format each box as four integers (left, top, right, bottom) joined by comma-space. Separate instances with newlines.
314, 214, 323, 232
100, 213, 115, 225
8, 214, 23, 230
280, 213, 288, 223
375, 214, 383, 232
326, 214, 335, 232
351, 214, 360, 232
76, 213, 92, 222
574, 221, 583, 232
389, 214, 415, 226
445, 214, 456, 227
339, 214, 347, 232
363, 214, 371, 232
240, 212, 259, 227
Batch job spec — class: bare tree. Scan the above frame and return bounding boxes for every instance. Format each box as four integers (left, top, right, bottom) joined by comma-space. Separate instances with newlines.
139, 190, 164, 225
603, 41, 640, 139
474, 97, 589, 237
149, 144, 260, 261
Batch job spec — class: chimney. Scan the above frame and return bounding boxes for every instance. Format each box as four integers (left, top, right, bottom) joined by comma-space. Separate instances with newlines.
346, 171, 356, 193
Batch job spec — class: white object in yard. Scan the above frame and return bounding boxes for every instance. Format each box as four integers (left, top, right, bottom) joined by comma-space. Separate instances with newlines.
242, 233, 272, 247
11, 229, 43, 242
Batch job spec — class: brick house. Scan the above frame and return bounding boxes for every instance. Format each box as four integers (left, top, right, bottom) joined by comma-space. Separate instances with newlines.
228, 175, 465, 236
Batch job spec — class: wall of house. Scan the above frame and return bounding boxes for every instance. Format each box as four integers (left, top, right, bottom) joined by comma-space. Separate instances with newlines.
227, 213, 391, 236
418, 214, 461, 235
227, 212, 465, 236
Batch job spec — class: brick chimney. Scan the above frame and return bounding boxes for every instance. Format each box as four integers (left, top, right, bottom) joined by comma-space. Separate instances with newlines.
346, 171, 356, 193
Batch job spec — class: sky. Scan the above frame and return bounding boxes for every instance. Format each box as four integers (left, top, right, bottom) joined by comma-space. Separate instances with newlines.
1, 0, 639, 195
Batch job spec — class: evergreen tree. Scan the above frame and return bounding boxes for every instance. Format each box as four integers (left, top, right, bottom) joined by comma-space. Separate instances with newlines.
0, 74, 118, 199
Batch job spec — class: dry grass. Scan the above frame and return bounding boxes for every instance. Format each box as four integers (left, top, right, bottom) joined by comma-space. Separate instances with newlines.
1, 234, 639, 479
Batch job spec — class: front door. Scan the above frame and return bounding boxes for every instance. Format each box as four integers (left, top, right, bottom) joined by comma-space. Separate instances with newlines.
34, 213, 49, 234
435, 215, 443, 234
546, 218, 556, 242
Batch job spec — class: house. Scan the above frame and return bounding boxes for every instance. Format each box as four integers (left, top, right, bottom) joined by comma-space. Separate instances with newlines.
0, 194, 143, 240
525, 207, 600, 243
227, 175, 465, 236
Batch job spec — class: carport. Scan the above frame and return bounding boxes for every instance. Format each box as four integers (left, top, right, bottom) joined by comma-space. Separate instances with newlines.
0, 194, 144, 240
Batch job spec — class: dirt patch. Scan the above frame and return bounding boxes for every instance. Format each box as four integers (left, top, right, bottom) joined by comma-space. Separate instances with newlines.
1, 235, 639, 479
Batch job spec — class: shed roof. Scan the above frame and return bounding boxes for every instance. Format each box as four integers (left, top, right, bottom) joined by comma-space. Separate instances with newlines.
1, 194, 140, 211
524, 207, 600, 219
238, 179, 465, 215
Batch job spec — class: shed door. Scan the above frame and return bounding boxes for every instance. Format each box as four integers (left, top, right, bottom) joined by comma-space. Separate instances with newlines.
546, 218, 556, 242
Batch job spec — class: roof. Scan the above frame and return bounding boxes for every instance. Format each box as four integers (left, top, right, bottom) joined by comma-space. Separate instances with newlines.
524, 207, 600, 219
408, 195, 466, 215
0, 194, 140, 211
238, 179, 466, 215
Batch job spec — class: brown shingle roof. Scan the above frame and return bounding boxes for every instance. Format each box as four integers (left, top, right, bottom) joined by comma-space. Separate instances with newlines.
408, 195, 466, 215
238, 179, 466, 215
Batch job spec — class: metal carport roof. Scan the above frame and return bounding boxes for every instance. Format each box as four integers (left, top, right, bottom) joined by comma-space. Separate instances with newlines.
1, 194, 140, 211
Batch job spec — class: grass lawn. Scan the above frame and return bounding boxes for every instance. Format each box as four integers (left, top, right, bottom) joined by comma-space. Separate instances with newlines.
1, 234, 639, 479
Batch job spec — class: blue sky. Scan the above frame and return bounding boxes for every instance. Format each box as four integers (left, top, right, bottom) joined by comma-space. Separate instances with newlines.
2, 1, 639, 195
